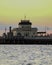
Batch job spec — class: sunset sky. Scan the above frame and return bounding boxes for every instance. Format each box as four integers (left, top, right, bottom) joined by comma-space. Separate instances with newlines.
0, 0, 52, 35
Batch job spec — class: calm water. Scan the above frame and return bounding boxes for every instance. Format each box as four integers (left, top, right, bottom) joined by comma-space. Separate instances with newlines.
0, 45, 52, 65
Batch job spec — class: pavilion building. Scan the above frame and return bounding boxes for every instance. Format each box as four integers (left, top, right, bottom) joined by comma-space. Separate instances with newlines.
12, 19, 38, 37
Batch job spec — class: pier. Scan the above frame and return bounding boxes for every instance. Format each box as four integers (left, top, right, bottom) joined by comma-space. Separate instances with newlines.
0, 36, 52, 44
0, 19, 52, 45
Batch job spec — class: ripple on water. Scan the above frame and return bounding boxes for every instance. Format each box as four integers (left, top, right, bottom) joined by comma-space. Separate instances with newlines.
0, 45, 52, 65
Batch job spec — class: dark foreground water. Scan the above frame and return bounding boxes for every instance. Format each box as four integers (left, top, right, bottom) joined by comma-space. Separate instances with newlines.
0, 45, 52, 65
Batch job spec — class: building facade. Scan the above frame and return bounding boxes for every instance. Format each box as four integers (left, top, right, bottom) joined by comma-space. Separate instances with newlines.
12, 19, 38, 37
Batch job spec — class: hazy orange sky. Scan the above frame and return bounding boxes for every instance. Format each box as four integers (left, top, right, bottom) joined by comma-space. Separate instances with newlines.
0, 0, 52, 35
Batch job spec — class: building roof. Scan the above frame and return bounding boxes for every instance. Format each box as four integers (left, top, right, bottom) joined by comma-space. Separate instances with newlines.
12, 28, 19, 31
19, 20, 32, 25
37, 32, 46, 34
12, 28, 38, 31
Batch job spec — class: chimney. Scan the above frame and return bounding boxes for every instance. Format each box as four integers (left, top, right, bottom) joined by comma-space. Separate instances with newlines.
9, 26, 12, 32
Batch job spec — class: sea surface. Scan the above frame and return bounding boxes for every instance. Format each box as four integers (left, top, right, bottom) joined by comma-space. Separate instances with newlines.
0, 45, 52, 65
